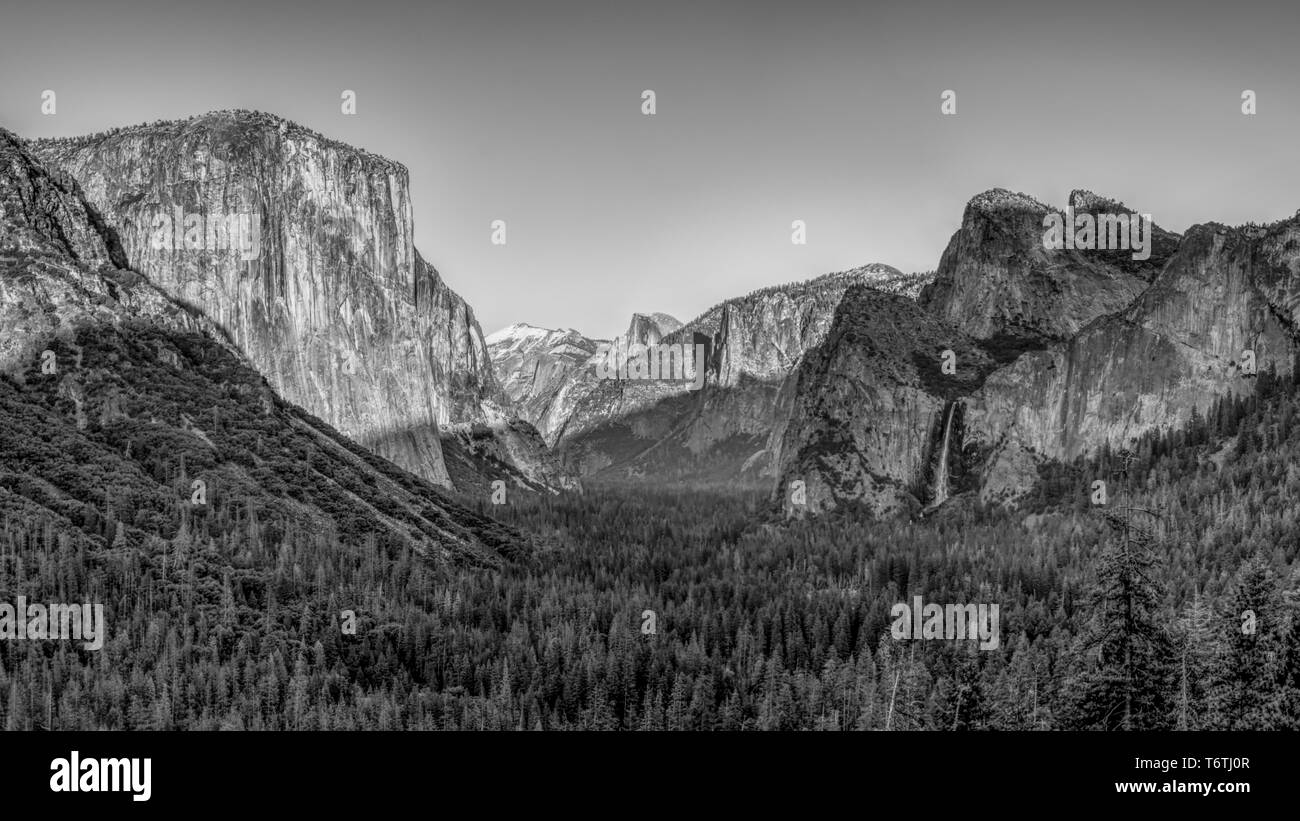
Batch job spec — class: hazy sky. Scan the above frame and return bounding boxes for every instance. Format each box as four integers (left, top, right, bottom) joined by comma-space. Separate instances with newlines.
3, 0, 1299, 339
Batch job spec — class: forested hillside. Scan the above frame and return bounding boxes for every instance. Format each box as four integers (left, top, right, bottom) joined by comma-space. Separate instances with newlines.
6, 354, 1293, 729
435, 361, 1300, 731
3, 121, 1297, 732
0, 126, 527, 729
0, 319, 529, 729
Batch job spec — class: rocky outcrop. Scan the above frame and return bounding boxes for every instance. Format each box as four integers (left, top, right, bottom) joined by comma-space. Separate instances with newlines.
29, 111, 567, 492
0, 127, 525, 566
488, 324, 603, 440
488, 264, 933, 483
965, 216, 1299, 502
0, 128, 221, 370
770, 285, 1004, 516
668, 265, 929, 389
625, 312, 682, 346
777, 189, 1300, 515
920, 189, 1179, 347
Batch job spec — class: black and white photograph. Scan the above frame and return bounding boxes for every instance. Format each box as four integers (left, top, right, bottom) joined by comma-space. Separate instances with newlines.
0, 0, 1293, 806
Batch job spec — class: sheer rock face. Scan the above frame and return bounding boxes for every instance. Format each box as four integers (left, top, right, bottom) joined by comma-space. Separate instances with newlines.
769, 285, 1003, 516
0, 127, 222, 371
0, 128, 526, 566
486, 323, 604, 444
625, 312, 682, 346
29, 111, 564, 491
965, 218, 1300, 501
919, 188, 1179, 345
488, 265, 934, 483
776, 190, 1300, 515
673, 266, 928, 390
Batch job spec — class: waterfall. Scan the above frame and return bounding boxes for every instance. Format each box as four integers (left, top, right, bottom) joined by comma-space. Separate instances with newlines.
933, 402, 956, 505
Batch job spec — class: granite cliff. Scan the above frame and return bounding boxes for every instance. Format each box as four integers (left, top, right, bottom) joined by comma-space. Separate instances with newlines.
0, 127, 524, 566
777, 189, 1300, 515
489, 264, 935, 483
29, 111, 570, 493
920, 189, 1179, 346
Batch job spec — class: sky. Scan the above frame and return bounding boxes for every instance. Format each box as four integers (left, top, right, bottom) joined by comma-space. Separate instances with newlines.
3, 0, 1299, 340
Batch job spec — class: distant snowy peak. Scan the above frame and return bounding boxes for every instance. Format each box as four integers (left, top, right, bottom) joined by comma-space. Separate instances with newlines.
486, 323, 600, 359
485, 323, 553, 348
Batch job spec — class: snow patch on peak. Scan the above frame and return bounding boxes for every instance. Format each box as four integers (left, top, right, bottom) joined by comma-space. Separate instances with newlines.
486, 323, 551, 346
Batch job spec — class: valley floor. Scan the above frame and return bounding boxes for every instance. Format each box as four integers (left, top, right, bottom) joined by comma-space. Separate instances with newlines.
5, 371, 1300, 730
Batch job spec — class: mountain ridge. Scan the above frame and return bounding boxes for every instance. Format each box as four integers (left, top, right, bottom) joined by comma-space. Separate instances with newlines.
0, 126, 526, 567
487, 264, 934, 484
28, 110, 573, 494
782, 188, 1300, 516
